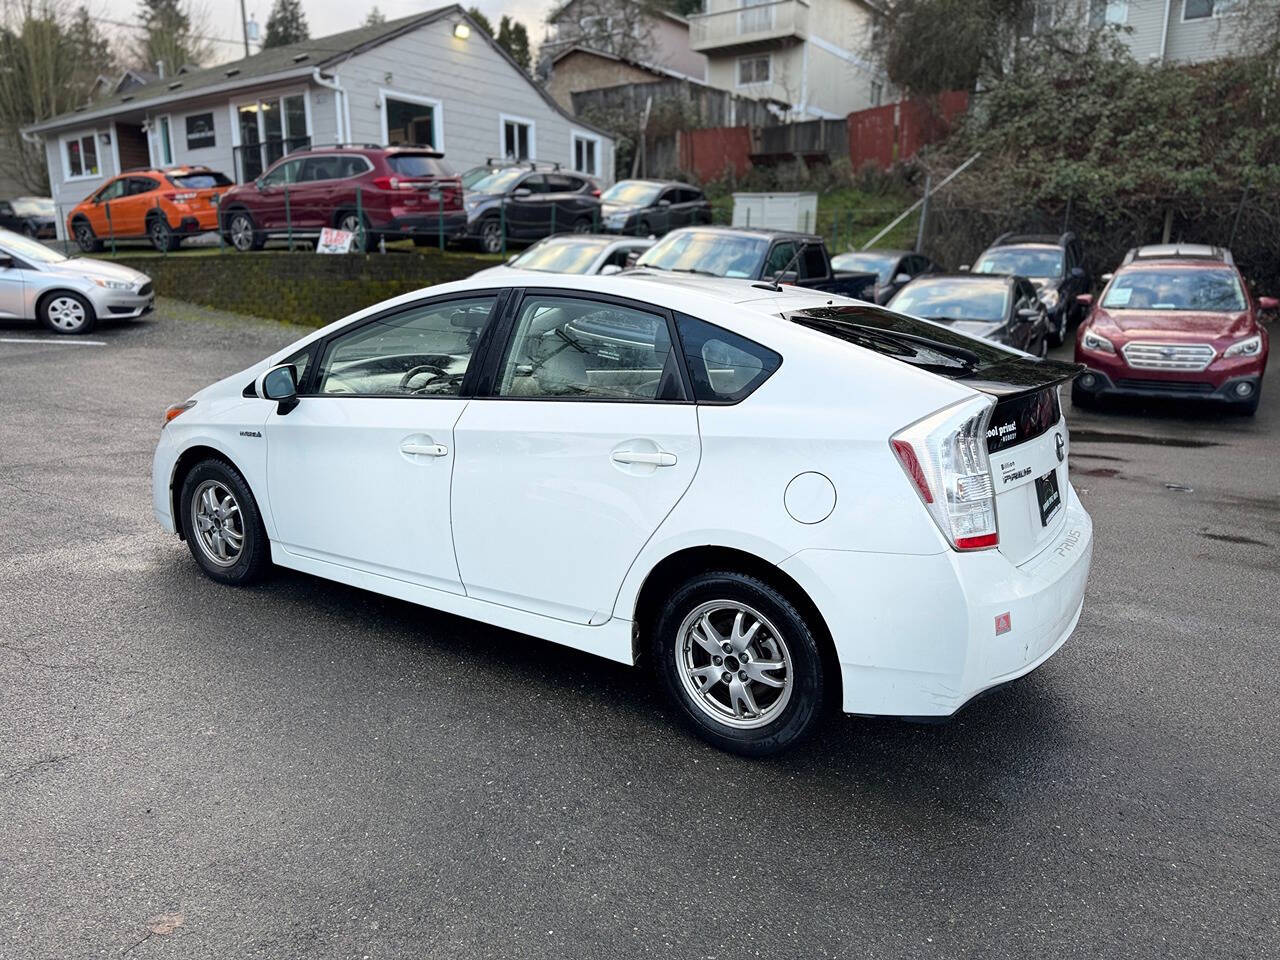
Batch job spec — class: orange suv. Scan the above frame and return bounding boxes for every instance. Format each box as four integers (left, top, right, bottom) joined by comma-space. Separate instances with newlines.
67, 166, 232, 252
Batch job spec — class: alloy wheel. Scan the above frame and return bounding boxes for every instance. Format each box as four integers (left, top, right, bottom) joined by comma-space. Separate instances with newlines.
191, 480, 244, 568
339, 214, 366, 252
45, 296, 88, 332
230, 214, 254, 252
75, 224, 95, 252
481, 220, 502, 254
150, 220, 171, 251
675, 600, 794, 729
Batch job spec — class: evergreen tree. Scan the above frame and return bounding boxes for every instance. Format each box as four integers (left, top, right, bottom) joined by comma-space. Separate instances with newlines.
467, 6, 492, 36
262, 0, 309, 48
131, 0, 212, 72
496, 14, 530, 72
363, 6, 385, 26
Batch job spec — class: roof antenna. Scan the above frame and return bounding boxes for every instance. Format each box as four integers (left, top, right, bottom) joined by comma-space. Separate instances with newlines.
752, 240, 810, 293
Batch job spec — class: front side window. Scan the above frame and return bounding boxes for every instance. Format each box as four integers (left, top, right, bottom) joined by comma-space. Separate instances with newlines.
675, 313, 781, 403
498, 296, 683, 401
764, 242, 797, 277
1101, 267, 1245, 312
385, 97, 437, 147
503, 118, 532, 160
259, 158, 303, 187
94, 178, 128, 203
65, 134, 99, 179
316, 296, 495, 396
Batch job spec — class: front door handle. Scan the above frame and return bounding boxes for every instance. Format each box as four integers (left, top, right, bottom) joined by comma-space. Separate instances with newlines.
612, 450, 676, 467
401, 441, 448, 457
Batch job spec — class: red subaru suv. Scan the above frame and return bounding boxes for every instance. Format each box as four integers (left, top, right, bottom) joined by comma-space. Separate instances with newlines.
1073, 244, 1276, 415
218, 145, 464, 252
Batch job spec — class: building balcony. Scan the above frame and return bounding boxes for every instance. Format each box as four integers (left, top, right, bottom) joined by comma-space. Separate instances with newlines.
689, 0, 809, 53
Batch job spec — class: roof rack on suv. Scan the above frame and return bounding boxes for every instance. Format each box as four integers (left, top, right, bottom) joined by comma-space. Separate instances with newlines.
304, 143, 395, 151
991, 231, 1075, 247
482, 157, 562, 171
1122, 243, 1234, 266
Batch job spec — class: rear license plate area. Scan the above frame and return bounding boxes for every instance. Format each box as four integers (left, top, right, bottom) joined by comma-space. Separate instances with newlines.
1035, 469, 1062, 526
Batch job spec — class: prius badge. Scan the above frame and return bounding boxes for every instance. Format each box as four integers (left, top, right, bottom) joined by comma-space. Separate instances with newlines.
1055, 432, 1065, 463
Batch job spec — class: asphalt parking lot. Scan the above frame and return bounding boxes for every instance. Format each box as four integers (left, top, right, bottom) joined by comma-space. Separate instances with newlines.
2, 302, 1277, 959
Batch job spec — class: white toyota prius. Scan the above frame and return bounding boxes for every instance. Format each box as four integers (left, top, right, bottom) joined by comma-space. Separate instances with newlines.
153, 272, 1093, 754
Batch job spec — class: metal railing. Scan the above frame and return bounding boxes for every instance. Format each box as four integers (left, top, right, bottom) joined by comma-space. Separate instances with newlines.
689, 0, 808, 50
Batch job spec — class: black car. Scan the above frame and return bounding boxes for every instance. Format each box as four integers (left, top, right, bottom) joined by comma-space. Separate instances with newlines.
0, 197, 56, 239
830, 249, 939, 304
968, 231, 1091, 345
460, 164, 601, 253
635, 227, 877, 300
599, 180, 712, 236
886, 273, 1052, 357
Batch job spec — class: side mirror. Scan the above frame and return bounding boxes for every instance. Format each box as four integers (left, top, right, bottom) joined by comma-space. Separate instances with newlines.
0, 255, 13, 269
1016, 307, 1040, 322
1070, 266, 1086, 279
599, 263, 622, 275
1100, 272, 1114, 283
1076, 293, 1093, 307
512, 187, 531, 198
256, 363, 298, 414
958, 264, 970, 272
773, 270, 799, 284
893, 272, 911, 285
1259, 296, 1279, 311
657, 199, 672, 208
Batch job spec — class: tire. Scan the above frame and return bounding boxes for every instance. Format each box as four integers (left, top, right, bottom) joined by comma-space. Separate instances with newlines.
38, 291, 97, 335
1048, 307, 1068, 347
637, 219, 652, 237
1071, 380, 1095, 409
179, 458, 271, 585
72, 218, 101, 253
650, 570, 827, 756
572, 217, 593, 234
226, 210, 264, 252
335, 211, 370, 253
479, 217, 503, 254
148, 215, 180, 252
22, 222, 37, 239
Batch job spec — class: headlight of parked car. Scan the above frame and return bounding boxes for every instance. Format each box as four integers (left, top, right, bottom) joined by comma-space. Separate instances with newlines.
93, 278, 134, 291
1038, 288, 1060, 310
1082, 329, 1115, 354
1223, 334, 1262, 358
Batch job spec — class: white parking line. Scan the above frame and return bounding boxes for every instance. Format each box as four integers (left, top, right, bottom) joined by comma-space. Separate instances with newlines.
0, 337, 106, 346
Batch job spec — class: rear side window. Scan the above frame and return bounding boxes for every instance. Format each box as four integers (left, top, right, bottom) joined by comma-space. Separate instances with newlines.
801, 246, 827, 280
675, 313, 781, 403
386, 154, 450, 177
168, 172, 233, 189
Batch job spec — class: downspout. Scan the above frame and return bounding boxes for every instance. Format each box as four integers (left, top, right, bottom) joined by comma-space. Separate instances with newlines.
1158, 0, 1173, 63
312, 67, 349, 143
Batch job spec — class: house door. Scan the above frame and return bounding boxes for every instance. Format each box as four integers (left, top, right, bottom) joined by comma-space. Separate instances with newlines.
116, 124, 150, 170
236, 94, 308, 181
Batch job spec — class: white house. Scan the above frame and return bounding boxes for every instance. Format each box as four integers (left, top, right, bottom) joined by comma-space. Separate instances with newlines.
22, 4, 615, 238
1080, 0, 1248, 63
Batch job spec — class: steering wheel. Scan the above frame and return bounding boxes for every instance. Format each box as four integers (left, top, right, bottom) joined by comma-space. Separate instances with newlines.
399, 363, 450, 393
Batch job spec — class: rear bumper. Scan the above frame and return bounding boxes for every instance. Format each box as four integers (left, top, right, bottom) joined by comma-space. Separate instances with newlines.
780, 485, 1093, 717
382, 212, 468, 238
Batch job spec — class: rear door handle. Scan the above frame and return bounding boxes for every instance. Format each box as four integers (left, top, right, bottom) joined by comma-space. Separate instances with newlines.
401, 441, 448, 457
612, 450, 677, 467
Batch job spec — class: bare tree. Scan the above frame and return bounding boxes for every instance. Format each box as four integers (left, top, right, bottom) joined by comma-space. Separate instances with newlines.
544, 0, 658, 65
0, 0, 114, 192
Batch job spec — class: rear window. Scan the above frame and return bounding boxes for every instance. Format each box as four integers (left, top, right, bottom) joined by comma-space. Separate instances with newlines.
386, 154, 451, 178
167, 172, 232, 189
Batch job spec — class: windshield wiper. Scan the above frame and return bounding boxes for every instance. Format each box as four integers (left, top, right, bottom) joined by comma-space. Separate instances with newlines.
665, 266, 720, 277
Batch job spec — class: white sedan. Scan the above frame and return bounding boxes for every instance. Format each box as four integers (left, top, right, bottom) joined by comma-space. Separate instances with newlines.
152, 273, 1093, 755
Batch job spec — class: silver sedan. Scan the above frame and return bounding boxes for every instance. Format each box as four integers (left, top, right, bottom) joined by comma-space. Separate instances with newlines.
0, 228, 154, 335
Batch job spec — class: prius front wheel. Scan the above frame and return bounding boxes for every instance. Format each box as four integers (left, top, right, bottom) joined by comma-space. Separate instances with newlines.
180, 459, 270, 585
652, 571, 827, 756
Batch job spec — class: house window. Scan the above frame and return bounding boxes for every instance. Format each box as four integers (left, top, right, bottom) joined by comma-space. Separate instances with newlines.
235, 92, 309, 181
64, 133, 99, 179
186, 112, 216, 150
572, 132, 600, 176
737, 54, 770, 85
870, 81, 884, 107
385, 97, 436, 147
502, 116, 533, 160
1183, 0, 1237, 19
157, 115, 173, 165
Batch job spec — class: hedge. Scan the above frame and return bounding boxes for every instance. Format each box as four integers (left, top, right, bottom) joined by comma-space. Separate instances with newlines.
111, 250, 496, 327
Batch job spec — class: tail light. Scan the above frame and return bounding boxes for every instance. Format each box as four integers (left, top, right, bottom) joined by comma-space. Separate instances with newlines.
164, 192, 198, 202
590, 187, 601, 197
372, 176, 413, 191
891, 396, 999, 551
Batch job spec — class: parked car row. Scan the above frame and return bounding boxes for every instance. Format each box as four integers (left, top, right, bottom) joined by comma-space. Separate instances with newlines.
0, 197, 56, 239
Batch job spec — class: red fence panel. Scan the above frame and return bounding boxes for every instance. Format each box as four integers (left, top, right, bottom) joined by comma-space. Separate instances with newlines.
678, 126, 753, 182
848, 91, 969, 170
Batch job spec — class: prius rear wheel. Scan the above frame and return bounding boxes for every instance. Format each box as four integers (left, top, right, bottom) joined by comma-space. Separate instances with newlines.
180, 459, 270, 585
651, 571, 826, 756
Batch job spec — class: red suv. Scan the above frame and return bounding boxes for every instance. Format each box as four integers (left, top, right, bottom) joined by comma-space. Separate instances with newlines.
218, 145, 464, 252
1074, 244, 1276, 415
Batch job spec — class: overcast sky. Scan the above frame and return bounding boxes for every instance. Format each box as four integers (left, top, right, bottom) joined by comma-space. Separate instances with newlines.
91, 0, 560, 65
